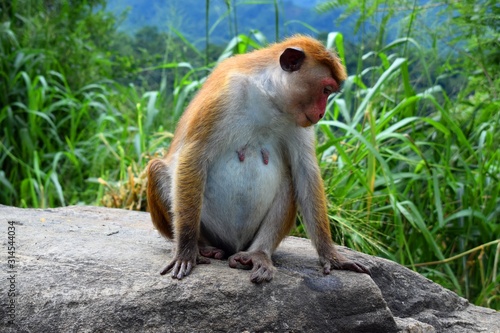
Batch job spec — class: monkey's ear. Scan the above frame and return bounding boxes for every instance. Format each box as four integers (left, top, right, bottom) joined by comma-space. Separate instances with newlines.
280, 47, 305, 72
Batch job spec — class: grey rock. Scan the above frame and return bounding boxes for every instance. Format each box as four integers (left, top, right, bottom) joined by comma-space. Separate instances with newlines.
0, 205, 498, 332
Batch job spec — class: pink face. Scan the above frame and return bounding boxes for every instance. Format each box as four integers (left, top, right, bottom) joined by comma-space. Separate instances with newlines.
295, 77, 340, 127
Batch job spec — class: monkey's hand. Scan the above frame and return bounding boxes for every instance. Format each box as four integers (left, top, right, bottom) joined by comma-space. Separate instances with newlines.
160, 250, 211, 279
319, 247, 371, 276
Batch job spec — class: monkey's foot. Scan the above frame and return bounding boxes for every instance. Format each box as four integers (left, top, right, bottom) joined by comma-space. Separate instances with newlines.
320, 249, 371, 276
199, 246, 225, 259
228, 250, 275, 283
336, 260, 371, 275
160, 254, 210, 279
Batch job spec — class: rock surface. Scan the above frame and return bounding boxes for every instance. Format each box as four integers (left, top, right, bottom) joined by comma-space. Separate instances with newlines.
0, 205, 498, 332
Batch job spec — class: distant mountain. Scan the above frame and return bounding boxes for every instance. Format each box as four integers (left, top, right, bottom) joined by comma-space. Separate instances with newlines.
106, 0, 351, 46
284, 0, 325, 7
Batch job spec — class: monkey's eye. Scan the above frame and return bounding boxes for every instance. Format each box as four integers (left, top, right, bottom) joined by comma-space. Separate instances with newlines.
323, 86, 334, 95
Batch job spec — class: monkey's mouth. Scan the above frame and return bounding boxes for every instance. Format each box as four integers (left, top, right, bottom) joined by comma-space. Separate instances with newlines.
303, 115, 315, 127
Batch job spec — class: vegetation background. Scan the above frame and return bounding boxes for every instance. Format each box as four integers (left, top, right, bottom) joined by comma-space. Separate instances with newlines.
1, 0, 498, 309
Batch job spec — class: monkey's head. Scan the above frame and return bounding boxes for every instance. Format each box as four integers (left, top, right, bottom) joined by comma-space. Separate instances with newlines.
276, 36, 347, 128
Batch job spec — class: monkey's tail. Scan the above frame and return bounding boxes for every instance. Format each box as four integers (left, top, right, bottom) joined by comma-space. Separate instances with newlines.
147, 159, 174, 239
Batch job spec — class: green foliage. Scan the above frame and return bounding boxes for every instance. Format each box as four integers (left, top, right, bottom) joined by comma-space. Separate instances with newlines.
314, 0, 499, 309
0, 0, 169, 206
0, 0, 498, 310
315, 37, 499, 308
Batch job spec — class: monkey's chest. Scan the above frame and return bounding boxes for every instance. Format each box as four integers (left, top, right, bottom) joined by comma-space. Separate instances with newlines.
201, 144, 284, 248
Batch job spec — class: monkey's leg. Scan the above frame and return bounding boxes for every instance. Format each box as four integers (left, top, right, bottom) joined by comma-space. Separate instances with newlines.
228, 179, 297, 283
147, 159, 174, 239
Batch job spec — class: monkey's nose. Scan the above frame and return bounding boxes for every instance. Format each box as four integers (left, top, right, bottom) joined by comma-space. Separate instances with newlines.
318, 113, 324, 119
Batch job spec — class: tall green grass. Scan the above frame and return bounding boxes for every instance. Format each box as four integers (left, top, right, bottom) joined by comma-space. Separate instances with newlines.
312, 32, 499, 308
1, 51, 115, 206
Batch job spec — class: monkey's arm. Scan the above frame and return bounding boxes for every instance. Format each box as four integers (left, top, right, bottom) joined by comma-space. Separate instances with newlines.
292, 138, 371, 275
160, 141, 210, 279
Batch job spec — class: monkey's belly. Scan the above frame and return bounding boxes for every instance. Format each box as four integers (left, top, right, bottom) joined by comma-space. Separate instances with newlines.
201, 146, 284, 253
